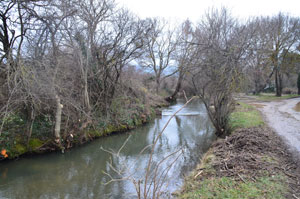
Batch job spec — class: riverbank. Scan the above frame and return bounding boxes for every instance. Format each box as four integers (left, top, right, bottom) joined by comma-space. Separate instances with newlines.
0, 98, 215, 198
177, 101, 300, 199
0, 95, 170, 160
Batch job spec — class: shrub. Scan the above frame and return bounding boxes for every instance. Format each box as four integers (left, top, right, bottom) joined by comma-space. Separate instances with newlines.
282, 87, 298, 95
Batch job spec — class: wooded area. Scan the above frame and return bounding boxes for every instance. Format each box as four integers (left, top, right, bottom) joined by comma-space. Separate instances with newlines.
0, 0, 299, 158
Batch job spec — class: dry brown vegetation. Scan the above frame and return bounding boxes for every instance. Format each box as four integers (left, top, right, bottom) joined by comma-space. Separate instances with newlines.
179, 127, 300, 199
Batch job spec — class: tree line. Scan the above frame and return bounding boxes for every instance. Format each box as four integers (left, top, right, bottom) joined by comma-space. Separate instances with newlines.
0, 0, 300, 151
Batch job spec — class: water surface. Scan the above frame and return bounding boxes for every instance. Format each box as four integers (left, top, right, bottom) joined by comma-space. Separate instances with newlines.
0, 100, 215, 199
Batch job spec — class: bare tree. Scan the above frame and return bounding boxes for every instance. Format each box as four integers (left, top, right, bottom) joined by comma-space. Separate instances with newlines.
95, 9, 148, 111
139, 18, 178, 94
0, 0, 35, 137
166, 19, 195, 102
23, 1, 77, 143
0, 1, 25, 65
265, 13, 300, 96
244, 17, 273, 94
75, 0, 115, 115
0, 0, 165, 152
189, 8, 254, 136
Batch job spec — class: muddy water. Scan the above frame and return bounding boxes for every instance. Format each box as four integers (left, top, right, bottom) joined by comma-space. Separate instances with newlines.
294, 102, 300, 112
0, 100, 215, 199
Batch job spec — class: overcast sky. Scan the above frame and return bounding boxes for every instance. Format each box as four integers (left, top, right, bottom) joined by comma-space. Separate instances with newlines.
116, 0, 300, 23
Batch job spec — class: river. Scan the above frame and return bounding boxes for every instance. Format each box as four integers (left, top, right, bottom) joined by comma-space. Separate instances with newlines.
0, 99, 215, 199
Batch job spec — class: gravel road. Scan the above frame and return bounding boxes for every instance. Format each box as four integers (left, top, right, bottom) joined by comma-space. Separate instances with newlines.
253, 98, 300, 158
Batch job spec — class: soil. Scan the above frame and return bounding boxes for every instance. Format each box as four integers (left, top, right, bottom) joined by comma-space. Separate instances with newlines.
201, 127, 300, 198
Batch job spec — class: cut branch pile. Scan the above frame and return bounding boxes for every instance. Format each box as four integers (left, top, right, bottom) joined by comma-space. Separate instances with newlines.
202, 127, 300, 198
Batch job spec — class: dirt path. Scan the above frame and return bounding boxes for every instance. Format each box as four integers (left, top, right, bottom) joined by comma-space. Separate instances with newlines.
249, 97, 300, 160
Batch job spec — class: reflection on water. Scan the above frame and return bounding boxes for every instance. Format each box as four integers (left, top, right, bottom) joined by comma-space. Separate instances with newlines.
0, 100, 215, 199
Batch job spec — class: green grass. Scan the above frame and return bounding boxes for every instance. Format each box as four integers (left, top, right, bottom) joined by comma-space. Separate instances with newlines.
229, 102, 264, 130
28, 138, 45, 151
179, 176, 287, 199
254, 93, 299, 101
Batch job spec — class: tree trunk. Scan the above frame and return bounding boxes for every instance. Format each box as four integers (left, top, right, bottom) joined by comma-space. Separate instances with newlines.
84, 35, 91, 114
26, 107, 35, 143
54, 95, 62, 142
278, 73, 282, 96
83, 72, 90, 112
165, 72, 183, 102
275, 68, 282, 97
297, 73, 300, 95
155, 78, 160, 94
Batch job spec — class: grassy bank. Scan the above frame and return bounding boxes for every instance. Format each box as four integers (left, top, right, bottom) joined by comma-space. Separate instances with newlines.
253, 93, 299, 101
229, 102, 264, 130
0, 96, 169, 160
177, 102, 300, 199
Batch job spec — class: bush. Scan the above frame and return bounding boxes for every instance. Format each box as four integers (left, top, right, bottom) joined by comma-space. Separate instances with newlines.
282, 87, 298, 95
262, 85, 275, 93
